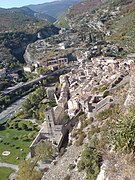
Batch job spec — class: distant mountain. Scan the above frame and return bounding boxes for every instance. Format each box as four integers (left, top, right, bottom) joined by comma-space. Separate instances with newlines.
0, 7, 59, 70
11, 7, 56, 22
27, 0, 81, 18
0, 7, 55, 33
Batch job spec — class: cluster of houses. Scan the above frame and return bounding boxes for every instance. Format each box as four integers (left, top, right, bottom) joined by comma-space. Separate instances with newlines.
30, 54, 135, 157
66, 56, 132, 117
23, 55, 69, 72
23, 35, 77, 73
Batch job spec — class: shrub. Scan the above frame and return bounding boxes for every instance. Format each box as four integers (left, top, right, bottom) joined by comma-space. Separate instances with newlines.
87, 118, 93, 124
77, 144, 102, 180
75, 132, 86, 146
10, 144, 15, 147
95, 105, 120, 121
68, 164, 76, 170
68, 141, 72, 146
12, 136, 19, 140
59, 147, 66, 157
80, 121, 88, 129
109, 115, 135, 152
103, 90, 110, 97
42, 167, 49, 172
79, 114, 86, 121
88, 126, 100, 139
64, 174, 71, 180
71, 130, 78, 138
21, 123, 28, 130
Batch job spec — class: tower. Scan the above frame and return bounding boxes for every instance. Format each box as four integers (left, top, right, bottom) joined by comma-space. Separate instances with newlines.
44, 107, 55, 138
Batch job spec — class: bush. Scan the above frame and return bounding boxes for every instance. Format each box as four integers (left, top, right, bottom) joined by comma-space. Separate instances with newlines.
95, 106, 119, 121
68, 164, 76, 170
87, 118, 93, 124
71, 130, 78, 138
103, 90, 110, 97
10, 144, 15, 147
75, 132, 86, 146
64, 174, 71, 180
16, 146, 20, 149
79, 114, 86, 121
80, 121, 88, 129
42, 167, 49, 172
59, 147, 66, 157
12, 136, 19, 140
88, 126, 100, 139
109, 115, 135, 152
77, 144, 102, 180
21, 123, 28, 130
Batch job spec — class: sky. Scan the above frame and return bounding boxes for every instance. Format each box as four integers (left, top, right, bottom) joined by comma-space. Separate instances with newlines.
0, 0, 54, 8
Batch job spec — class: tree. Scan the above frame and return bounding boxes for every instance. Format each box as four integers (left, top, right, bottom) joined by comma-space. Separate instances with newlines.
36, 86, 46, 99
37, 67, 48, 75
13, 122, 18, 129
16, 159, 42, 180
21, 123, 28, 130
4, 95, 10, 106
35, 141, 53, 162
22, 98, 32, 111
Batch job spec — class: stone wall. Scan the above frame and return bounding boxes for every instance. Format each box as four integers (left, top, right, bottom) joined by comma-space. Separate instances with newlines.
30, 133, 49, 157
88, 96, 113, 118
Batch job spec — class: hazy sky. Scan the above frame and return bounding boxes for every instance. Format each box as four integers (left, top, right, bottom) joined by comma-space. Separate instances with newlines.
0, 0, 54, 8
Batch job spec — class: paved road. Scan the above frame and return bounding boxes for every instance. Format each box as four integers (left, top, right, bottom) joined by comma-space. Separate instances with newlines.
0, 96, 27, 123
0, 65, 77, 123
2, 66, 74, 96
0, 162, 18, 171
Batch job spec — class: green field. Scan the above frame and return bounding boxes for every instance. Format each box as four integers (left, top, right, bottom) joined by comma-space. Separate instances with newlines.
0, 167, 14, 180
0, 127, 37, 164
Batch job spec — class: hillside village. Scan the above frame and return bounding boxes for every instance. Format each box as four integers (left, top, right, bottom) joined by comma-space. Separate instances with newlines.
0, 0, 135, 180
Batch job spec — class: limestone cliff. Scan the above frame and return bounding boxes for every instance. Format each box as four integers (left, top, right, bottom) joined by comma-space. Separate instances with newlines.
124, 63, 135, 109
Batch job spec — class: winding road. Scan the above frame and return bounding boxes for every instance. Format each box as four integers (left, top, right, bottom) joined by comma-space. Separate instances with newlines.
0, 65, 77, 123
0, 96, 28, 123
0, 162, 18, 171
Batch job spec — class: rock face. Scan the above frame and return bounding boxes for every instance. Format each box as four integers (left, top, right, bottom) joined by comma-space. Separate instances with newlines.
97, 152, 135, 180
24, 39, 48, 64
124, 63, 135, 109
42, 144, 85, 180
96, 162, 107, 180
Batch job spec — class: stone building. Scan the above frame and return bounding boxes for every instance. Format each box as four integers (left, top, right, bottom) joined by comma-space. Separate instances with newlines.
23, 65, 34, 72
0, 68, 6, 78
30, 106, 65, 157
44, 106, 65, 144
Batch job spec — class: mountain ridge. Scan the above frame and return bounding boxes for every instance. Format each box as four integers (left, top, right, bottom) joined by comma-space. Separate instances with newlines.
27, 0, 81, 18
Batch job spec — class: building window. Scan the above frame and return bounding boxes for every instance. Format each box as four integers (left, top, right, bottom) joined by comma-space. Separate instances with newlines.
48, 115, 51, 121
49, 123, 51, 128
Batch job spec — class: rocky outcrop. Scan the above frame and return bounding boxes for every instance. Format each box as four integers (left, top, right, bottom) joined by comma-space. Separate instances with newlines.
97, 152, 135, 180
42, 144, 85, 180
0, 25, 59, 69
124, 63, 135, 109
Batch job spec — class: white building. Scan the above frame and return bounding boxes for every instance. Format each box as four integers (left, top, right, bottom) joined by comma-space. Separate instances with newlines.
0, 68, 6, 78
23, 65, 34, 72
